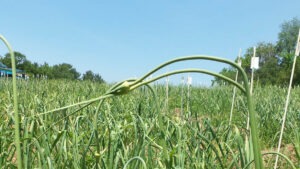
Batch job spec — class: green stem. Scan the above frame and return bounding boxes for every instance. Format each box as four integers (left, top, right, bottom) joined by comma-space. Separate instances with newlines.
0, 35, 23, 168
93, 99, 106, 168
241, 70, 264, 169
32, 94, 114, 117
131, 55, 245, 86
131, 69, 245, 93
123, 156, 147, 169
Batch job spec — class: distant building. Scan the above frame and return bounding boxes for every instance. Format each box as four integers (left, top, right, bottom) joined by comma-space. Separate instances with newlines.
0, 61, 28, 79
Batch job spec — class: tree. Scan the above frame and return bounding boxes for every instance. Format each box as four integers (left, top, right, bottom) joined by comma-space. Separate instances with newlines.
214, 17, 300, 86
1, 51, 27, 68
93, 73, 105, 83
52, 63, 80, 80
0, 51, 106, 81
21, 62, 39, 77
215, 42, 279, 85
82, 70, 94, 81
276, 17, 300, 68
2, 51, 26, 68
82, 70, 105, 83
276, 17, 300, 85
254, 43, 280, 85
276, 17, 300, 55
38, 62, 52, 78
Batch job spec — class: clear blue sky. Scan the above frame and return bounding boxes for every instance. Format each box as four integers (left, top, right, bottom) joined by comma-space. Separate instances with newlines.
1, 1, 299, 85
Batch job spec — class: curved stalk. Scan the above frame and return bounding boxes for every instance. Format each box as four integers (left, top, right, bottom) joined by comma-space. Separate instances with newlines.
123, 156, 147, 169
130, 69, 245, 93
131, 55, 245, 86
0, 35, 23, 169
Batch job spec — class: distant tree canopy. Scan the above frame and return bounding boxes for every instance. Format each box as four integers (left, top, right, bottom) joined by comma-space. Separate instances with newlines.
0, 52, 105, 82
1, 51, 26, 67
82, 70, 105, 83
214, 17, 300, 86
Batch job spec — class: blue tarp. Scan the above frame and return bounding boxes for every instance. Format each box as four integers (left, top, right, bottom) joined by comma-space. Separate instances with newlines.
0, 69, 24, 75
0, 69, 12, 75
0, 62, 25, 76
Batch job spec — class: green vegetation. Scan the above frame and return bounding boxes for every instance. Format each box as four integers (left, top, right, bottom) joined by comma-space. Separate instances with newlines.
0, 52, 104, 82
0, 79, 299, 168
0, 44, 298, 168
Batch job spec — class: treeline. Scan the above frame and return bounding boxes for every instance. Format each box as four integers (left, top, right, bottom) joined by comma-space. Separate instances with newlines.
0, 52, 105, 83
214, 17, 300, 86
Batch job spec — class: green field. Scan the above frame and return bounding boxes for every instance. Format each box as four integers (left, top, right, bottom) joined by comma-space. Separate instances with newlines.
0, 79, 299, 168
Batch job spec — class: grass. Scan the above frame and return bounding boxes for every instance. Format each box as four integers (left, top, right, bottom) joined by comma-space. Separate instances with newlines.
0, 79, 299, 168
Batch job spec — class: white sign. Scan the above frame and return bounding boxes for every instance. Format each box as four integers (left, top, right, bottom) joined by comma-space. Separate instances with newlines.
251, 57, 259, 69
238, 59, 242, 66
238, 49, 242, 66
187, 76, 192, 85
181, 76, 185, 84
166, 76, 169, 82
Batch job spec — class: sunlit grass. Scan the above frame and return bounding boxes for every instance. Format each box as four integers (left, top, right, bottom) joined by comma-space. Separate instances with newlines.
0, 79, 299, 168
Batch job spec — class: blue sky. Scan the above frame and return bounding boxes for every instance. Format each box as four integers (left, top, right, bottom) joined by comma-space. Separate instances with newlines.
1, 1, 299, 85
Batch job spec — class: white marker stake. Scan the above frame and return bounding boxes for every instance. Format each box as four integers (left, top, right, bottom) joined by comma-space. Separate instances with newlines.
250, 47, 258, 94
165, 75, 169, 110
274, 29, 300, 169
187, 75, 192, 112
181, 76, 184, 117
229, 49, 242, 126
